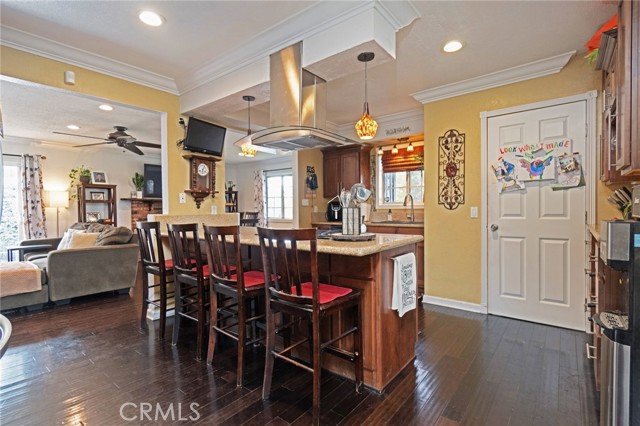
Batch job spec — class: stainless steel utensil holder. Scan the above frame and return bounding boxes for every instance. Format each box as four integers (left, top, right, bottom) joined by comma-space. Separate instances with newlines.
342, 207, 361, 235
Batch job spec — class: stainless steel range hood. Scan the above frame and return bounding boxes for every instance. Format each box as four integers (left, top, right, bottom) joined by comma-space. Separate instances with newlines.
235, 42, 356, 151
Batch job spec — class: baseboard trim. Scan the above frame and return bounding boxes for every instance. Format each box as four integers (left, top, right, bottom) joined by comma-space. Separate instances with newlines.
423, 295, 488, 314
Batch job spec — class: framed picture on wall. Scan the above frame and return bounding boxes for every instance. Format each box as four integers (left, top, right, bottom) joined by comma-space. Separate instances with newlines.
87, 212, 101, 222
91, 171, 108, 184
90, 191, 104, 201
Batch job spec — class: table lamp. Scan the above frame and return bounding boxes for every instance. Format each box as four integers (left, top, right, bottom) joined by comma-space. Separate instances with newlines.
48, 190, 69, 237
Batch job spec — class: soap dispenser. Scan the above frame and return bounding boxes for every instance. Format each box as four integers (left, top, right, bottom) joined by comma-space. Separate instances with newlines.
387, 209, 393, 221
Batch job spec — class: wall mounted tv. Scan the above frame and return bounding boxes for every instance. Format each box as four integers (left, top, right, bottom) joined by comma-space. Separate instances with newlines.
183, 117, 226, 157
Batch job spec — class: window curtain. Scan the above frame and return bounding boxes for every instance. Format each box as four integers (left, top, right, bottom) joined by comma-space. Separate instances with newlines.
21, 154, 47, 239
253, 170, 265, 227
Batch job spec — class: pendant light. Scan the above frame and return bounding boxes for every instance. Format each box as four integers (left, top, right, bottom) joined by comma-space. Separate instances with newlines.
377, 146, 383, 155
391, 145, 399, 155
239, 95, 257, 158
355, 52, 378, 140
407, 142, 414, 152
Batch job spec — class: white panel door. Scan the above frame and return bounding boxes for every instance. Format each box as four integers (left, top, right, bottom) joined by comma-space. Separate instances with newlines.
487, 101, 586, 330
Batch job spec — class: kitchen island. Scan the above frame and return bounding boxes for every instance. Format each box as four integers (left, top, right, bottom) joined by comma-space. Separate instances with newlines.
239, 227, 422, 392
149, 214, 421, 392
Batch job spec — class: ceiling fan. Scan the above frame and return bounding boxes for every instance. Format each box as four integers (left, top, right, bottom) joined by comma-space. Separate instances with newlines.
53, 126, 160, 155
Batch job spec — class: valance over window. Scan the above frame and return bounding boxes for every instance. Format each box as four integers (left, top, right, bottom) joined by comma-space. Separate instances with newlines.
381, 145, 424, 173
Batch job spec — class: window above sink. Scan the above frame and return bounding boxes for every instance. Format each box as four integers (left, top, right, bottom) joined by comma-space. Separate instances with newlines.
374, 141, 424, 209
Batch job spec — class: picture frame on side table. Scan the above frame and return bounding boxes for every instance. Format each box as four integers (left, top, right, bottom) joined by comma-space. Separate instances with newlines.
87, 212, 101, 222
90, 192, 105, 201
91, 171, 108, 184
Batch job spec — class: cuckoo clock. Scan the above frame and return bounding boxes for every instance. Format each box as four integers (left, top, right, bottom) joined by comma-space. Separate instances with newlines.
183, 153, 218, 208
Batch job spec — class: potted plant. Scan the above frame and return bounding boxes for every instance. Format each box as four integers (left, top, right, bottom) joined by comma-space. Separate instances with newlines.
132, 172, 144, 198
68, 165, 91, 198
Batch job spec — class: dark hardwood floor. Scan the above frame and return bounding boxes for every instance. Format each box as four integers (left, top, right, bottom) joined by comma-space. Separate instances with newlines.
0, 293, 599, 425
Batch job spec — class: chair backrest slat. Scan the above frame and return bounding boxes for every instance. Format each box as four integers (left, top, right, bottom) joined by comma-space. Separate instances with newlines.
203, 224, 246, 290
257, 227, 319, 306
166, 223, 204, 278
136, 221, 166, 272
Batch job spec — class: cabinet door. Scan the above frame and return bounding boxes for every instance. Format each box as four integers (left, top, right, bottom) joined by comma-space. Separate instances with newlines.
323, 152, 341, 198
340, 150, 360, 190
616, 0, 632, 169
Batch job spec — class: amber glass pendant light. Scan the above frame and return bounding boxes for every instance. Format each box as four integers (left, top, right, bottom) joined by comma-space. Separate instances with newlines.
355, 52, 378, 140
239, 95, 257, 158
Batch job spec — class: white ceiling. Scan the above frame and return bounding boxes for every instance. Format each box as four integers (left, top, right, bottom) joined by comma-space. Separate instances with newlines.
0, 0, 617, 162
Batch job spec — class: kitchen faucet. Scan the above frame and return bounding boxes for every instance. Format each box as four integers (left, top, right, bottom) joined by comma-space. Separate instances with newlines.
403, 194, 414, 222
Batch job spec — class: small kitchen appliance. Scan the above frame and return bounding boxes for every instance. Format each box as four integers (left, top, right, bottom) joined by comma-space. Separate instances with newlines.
327, 199, 342, 222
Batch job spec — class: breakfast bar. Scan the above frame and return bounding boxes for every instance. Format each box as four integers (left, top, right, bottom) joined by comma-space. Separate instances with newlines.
244, 227, 421, 392
149, 214, 422, 392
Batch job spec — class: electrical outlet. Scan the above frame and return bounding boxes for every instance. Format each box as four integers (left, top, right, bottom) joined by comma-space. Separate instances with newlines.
179, 193, 186, 203
301, 199, 310, 207
470, 207, 478, 218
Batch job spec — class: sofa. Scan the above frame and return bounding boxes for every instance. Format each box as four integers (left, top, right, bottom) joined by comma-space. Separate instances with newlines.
1, 224, 139, 311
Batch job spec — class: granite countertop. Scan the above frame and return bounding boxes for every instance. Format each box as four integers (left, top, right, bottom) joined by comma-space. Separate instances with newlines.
311, 221, 424, 229
240, 227, 422, 257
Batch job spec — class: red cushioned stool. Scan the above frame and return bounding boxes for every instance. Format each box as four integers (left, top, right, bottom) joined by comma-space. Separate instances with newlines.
257, 226, 363, 426
136, 221, 174, 340
203, 224, 266, 387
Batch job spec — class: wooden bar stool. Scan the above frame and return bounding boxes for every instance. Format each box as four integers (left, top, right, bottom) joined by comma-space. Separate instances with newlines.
203, 224, 266, 386
136, 221, 174, 340
257, 227, 363, 426
166, 223, 209, 361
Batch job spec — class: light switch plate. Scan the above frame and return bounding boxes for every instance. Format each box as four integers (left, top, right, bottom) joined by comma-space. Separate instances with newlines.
179, 193, 186, 203
211, 205, 217, 214
301, 199, 310, 206
470, 207, 478, 218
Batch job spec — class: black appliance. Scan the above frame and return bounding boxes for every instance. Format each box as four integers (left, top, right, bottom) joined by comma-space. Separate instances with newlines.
183, 116, 226, 157
599, 220, 640, 426
327, 200, 342, 222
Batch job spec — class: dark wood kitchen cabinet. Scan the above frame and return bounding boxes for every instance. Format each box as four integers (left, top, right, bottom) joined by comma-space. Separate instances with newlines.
599, 0, 640, 181
322, 145, 372, 198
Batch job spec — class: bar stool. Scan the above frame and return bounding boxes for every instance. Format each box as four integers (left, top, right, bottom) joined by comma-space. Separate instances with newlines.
257, 227, 363, 426
166, 223, 209, 361
136, 221, 174, 340
203, 224, 266, 386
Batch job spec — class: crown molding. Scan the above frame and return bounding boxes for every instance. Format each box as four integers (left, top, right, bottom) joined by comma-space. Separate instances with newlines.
375, 0, 421, 29
1, 26, 179, 95
179, 1, 419, 94
411, 51, 576, 104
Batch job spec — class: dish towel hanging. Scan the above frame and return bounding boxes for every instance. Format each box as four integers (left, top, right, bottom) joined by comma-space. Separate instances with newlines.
392, 252, 417, 317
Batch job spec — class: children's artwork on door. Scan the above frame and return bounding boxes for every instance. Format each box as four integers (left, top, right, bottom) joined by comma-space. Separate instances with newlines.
498, 138, 572, 181
551, 153, 584, 190
490, 159, 525, 193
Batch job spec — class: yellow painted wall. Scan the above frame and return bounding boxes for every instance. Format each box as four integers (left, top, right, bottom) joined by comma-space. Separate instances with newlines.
297, 148, 330, 228
0, 46, 225, 214
424, 56, 602, 304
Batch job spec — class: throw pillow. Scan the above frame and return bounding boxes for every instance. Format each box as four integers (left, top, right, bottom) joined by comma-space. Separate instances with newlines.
95, 227, 133, 246
87, 223, 114, 233
57, 229, 85, 250
67, 232, 100, 249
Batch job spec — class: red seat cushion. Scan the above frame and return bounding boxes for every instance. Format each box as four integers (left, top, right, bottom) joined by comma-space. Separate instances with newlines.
300, 282, 353, 304
241, 270, 266, 288
164, 259, 176, 269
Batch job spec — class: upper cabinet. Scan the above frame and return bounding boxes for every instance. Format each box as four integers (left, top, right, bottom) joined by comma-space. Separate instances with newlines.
600, 0, 640, 183
322, 145, 372, 198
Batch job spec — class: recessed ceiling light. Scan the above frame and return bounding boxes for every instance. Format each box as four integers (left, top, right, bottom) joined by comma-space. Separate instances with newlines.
443, 40, 463, 53
139, 11, 165, 27
67, 125, 80, 130
99, 104, 114, 111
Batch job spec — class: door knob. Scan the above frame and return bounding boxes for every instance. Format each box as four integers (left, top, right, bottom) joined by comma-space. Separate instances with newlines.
490, 224, 499, 232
